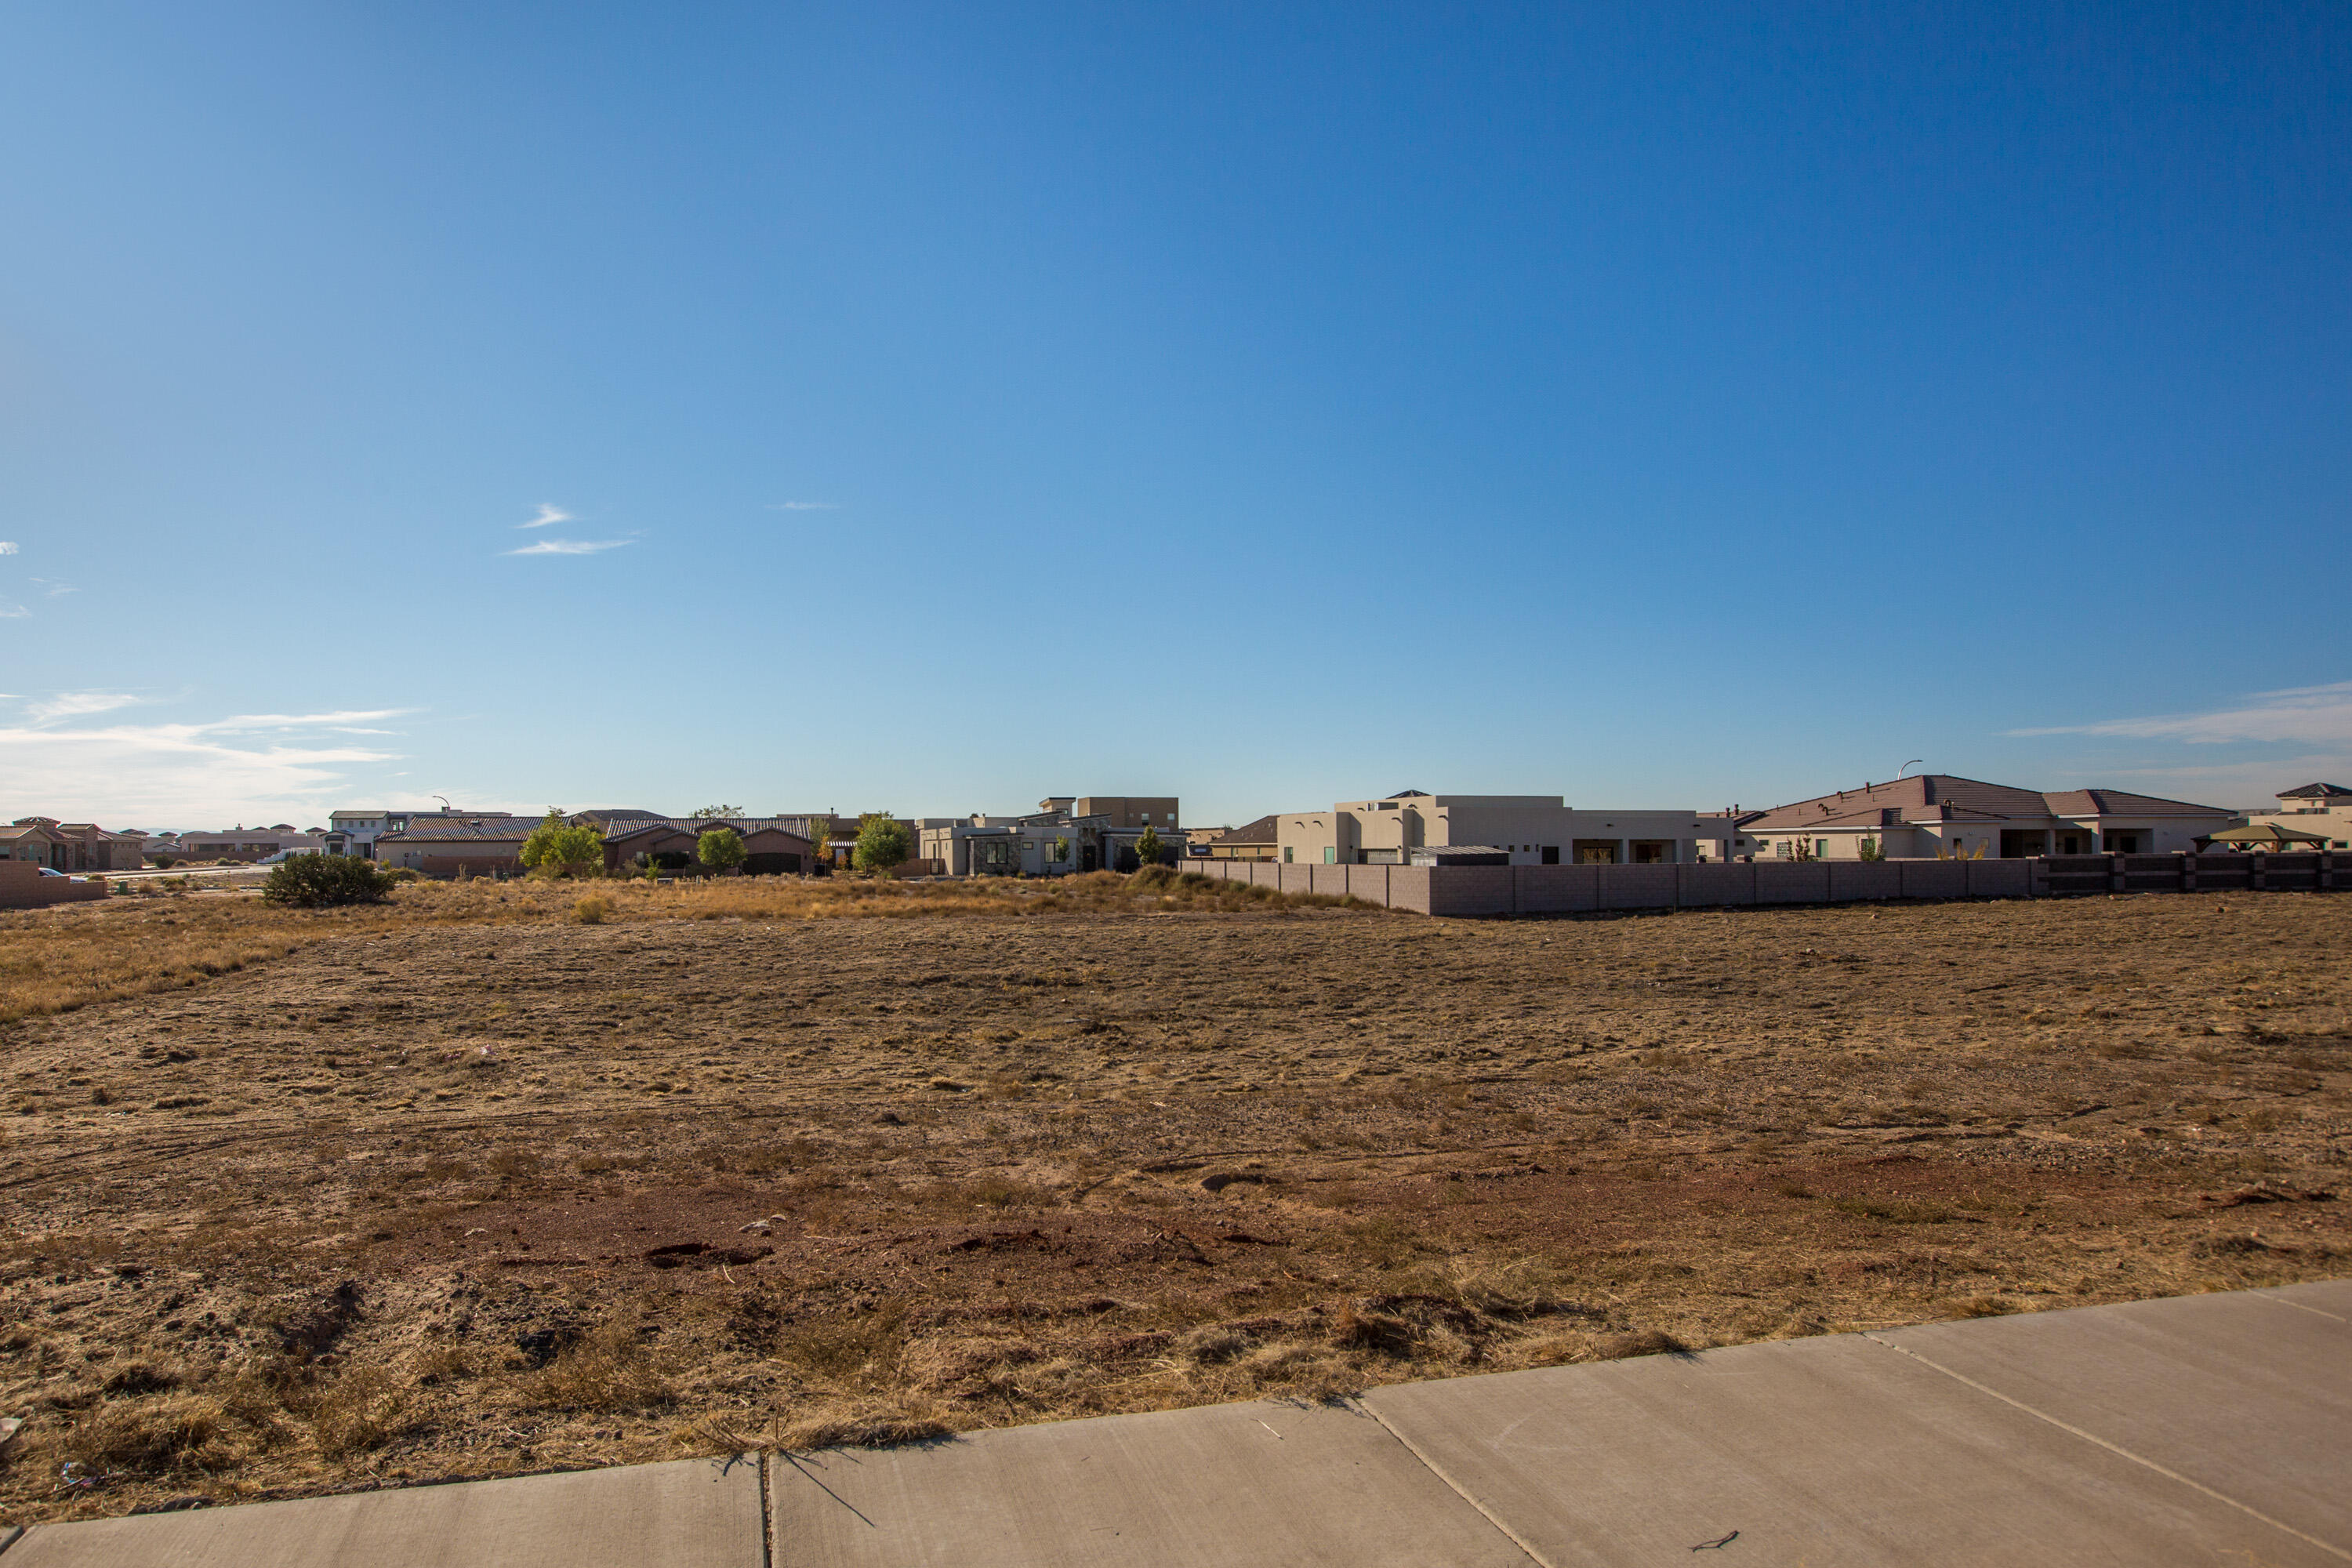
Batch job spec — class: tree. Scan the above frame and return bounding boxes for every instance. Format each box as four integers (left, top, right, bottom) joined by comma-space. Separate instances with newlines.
803, 815, 835, 873
1857, 836, 1885, 862
1051, 834, 1071, 869
520, 811, 606, 877
690, 804, 744, 819
263, 853, 398, 909
853, 812, 911, 874
1134, 825, 1164, 869
697, 826, 746, 875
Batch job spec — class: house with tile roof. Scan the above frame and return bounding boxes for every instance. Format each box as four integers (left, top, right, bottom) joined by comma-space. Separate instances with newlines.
325, 808, 525, 858
0, 820, 69, 869
372, 819, 535, 877
2241, 783, 2352, 851
1193, 814, 1279, 861
600, 818, 815, 876
5, 817, 163, 870
1730, 775, 2234, 861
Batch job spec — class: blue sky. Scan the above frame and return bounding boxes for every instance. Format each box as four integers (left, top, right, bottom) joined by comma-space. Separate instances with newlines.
2, 3, 2347, 828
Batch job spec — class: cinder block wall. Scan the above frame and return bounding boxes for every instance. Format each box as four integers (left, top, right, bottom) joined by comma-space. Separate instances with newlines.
1178, 850, 2335, 918
0, 860, 109, 909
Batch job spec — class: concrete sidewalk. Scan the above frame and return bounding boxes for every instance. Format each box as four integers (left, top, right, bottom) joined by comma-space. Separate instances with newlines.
6, 1281, 2347, 1566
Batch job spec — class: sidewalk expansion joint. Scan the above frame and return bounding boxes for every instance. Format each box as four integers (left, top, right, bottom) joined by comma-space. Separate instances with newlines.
2259, 1292, 2350, 1326
757, 1450, 775, 1568
1352, 1398, 1555, 1568
1859, 1332, 2352, 1563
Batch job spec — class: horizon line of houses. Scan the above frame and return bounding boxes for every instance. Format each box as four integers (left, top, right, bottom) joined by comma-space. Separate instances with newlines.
5, 779, 2347, 882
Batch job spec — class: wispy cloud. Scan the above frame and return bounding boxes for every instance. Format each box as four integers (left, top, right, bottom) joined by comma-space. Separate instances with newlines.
2008, 681, 2352, 746
31, 578, 74, 597
768, 501, 839, 511
203, 709, 412, 733
504, 538, 634, 557
24, 691, 144, 724
0, 604, 25, 620
0, 542, 17, 555
517, 504, 573, 529
0, 705, 412, 824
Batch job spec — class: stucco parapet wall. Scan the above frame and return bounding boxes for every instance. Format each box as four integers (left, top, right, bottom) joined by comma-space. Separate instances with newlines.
1178, 852, 2338, 916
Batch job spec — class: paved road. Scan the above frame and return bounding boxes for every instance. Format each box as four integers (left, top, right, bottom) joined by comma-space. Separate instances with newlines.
5, 1280, 2346, 1566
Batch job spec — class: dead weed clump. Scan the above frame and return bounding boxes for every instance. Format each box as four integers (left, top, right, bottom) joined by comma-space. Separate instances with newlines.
305, 1362, 418, 1459
62, 1392, 240, 1474
517, 1327, 674, 1414
781, 1399, 953, 1451
914, 1174, 1059, 1214
775, 1307, 912, 1383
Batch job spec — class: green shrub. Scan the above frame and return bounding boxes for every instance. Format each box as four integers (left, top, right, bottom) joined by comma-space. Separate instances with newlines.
520, 811, 606, 877
696, 826, 746, 875
260, 854, 400, 909
854, 814, 911, 874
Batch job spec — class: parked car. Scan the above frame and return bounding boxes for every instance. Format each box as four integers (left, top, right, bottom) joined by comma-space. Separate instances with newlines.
37, 866, 65, 877
257, 847, 321, 865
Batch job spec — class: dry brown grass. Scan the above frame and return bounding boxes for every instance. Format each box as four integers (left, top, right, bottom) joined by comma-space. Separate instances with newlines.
0, 869, 1374, 1027
1, 890, 2344, 1521
517, 1327, 675, 1415
0, 908, 302, 1026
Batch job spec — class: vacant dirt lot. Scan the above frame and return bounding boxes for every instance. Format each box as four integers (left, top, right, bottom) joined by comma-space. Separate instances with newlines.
2, 882, 2347, 1522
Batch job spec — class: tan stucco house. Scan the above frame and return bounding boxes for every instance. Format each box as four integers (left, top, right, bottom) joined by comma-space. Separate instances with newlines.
1731, 775, 2234, 860
2241, 783, 2352, 850
1194, 815, 1279, 861
1276, 792, 1724, 866
921, 794, 1181, 876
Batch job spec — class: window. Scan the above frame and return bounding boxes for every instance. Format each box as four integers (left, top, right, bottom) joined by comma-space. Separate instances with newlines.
1141, 813, 1152, 822
1283, 846, 1293, 863
1816, 839, 1829, 858
1323, 846, 1337, 864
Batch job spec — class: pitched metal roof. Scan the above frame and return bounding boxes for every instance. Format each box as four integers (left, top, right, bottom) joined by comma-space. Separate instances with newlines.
1210, 814, 1280, 846
376, 822, 536, 843
2279, 782, 2352, 799
604, 817, 811, 841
